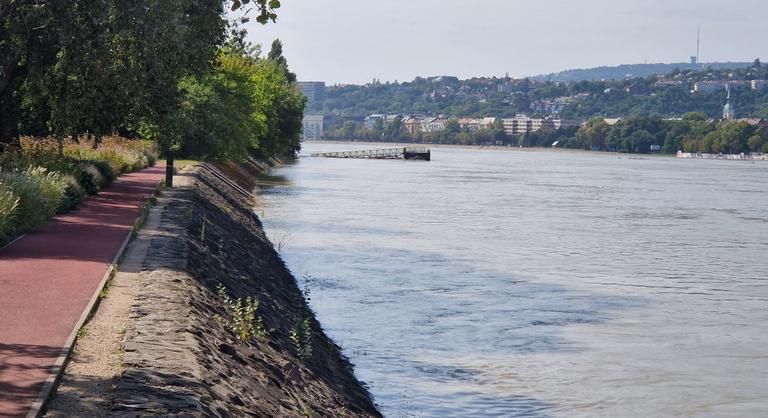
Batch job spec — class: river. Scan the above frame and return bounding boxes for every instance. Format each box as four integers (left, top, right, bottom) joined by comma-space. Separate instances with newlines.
256, 142, 768, 417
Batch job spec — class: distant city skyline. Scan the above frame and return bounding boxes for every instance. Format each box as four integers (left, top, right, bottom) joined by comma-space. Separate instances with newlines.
243, 0, 768, 85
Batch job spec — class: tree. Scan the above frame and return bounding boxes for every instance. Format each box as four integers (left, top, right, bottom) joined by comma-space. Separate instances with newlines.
0, 1, 57, 151
384, 115, 403, 140
230, 0, 281, 23
576, 117, 611, 150
444, 119, 460, 133
175, 51, 258, 160
267, 39, 296, 83
371, 118, 384, 140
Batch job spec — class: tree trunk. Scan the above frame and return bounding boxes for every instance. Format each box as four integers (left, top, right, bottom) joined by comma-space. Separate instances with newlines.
165, 150, 174, 188
0, 108, 21, 154
57, 134, 64, 157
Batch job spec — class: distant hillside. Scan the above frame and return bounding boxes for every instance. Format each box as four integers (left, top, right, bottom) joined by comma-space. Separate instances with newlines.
532, 62, 754, 82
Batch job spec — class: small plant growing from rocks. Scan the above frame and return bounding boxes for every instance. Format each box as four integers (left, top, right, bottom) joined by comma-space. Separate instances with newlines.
290, 285, 313, 360
199, 213, 208, 244
215, 284, 265, 341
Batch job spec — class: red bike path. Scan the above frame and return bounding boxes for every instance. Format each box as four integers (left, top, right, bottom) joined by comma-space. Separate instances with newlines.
0, 165, 165, 417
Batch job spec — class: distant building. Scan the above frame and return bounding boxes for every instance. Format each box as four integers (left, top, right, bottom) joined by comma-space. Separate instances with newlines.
693, 81, 727, 93
502, 114, 579, 136
739, 118, 768, 127
751, 80, 768, 91
364, 114, 385, 129
501, 114, 558, 135
426, 118, 447, 132
728, 81, 750, 91
385, 114, 401, 124
458, 117, 478, 132
303, 115, 324, 140
479, 117, 496, 130
298, 81, 325, 108
694, 81, 726, 93
420, 117, 437, 133
654, 79, 684, 88
402, 117, 422, 135
428, 76, 460, 84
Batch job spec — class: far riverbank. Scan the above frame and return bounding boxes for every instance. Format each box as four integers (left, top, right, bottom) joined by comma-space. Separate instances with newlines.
307, 140, 678, 159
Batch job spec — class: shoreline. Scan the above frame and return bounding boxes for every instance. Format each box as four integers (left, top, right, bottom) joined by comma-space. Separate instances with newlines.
307, 140, 768, 162
305, 140, 677, 158
45, 160, 381, 417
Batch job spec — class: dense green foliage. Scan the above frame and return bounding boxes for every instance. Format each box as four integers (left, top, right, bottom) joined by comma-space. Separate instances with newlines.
318, 61, 768, 120
0, 0, 298, 178
174, 45, 306, 161
564, 115, 768, 154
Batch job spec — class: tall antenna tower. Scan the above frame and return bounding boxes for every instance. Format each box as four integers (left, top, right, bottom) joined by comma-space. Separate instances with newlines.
696, 25, 700, 64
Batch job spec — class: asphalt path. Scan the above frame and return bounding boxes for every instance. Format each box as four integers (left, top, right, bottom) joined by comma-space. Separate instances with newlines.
0, 165, 165, 417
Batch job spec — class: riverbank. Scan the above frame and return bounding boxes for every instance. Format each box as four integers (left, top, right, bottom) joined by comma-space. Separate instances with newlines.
306, 140, 679, 158
45, 161, 380, 417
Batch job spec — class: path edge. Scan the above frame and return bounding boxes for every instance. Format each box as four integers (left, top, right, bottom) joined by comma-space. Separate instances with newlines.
25, 177, 164, 418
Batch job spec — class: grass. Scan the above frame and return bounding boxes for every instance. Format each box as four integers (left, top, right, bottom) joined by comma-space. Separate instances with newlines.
76, 326, 88, 339
0, 136, 157, 246
99, 264, 118, 298
132, 181, 163, 238
174, 159, 199, 171
0, 184, 19, 242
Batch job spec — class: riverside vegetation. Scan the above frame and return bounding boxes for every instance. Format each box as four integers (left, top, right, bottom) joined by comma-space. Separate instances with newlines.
1, 0, 306, 239
0, 137, 156, 245
1, 0, 303, 186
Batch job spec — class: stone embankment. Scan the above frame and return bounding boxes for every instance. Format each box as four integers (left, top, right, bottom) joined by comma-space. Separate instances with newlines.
48, 160, 381, 417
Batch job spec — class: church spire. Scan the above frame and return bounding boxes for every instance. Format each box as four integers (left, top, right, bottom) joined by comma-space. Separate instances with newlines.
723, 85, 735, 120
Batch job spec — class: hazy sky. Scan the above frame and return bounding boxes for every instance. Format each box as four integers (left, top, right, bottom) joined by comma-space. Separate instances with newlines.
243, 0, 768, 85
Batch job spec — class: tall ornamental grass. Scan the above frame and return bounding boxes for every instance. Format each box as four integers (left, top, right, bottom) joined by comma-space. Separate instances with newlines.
0, 184, 19, 242
0, 170, 57, 233
0, 136, 157, 245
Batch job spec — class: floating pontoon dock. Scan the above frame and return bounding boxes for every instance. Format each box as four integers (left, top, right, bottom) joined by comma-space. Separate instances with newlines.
311, 147, 431, 161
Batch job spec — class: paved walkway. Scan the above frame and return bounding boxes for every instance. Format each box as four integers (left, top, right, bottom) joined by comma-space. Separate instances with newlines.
0, 165, 165, 417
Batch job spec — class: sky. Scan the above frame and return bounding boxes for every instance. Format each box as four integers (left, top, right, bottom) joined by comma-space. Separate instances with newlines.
242, 0, 768, 85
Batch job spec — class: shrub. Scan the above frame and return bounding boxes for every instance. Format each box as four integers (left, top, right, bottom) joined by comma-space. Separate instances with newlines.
290, 285, 313, 360
0, 185, 19, 243
215, 284, 265, 342
0, 171, 50, 233
24, 167, 68, 213
91, 160, 117, 184
143, 149, 157, 167
77, 162, 102, 194
59, 174, 86, 212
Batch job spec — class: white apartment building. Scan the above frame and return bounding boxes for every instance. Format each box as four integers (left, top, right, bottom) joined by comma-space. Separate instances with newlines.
502, 114, 565, 135
303, 115, 324, 140
751, 80, 768, 91
693, 81, 727, 93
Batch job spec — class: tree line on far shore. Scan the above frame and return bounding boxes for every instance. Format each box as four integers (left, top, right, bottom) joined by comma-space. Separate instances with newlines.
569, 114, 768, 154
1, 0, 304, 183
324, 113, 768, 154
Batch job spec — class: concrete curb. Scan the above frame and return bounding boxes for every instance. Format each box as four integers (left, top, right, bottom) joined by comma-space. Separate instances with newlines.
25, 178, 164, 418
